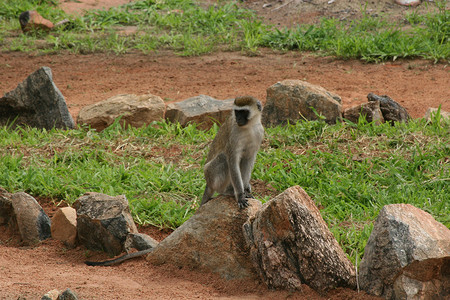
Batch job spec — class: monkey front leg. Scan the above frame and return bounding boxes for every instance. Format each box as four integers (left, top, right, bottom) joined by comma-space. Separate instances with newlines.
228, 158, 249, 209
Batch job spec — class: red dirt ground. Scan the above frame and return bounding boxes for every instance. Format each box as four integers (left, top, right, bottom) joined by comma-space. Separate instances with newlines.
0, 0, 449, 299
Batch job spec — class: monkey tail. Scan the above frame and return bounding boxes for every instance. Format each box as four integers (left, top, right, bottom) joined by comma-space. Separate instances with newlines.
85, 248, 154, 267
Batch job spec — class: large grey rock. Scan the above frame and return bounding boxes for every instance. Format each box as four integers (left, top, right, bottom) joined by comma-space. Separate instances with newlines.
0, 67, 75, 130
11, 192, 51, 245
77, 94, 165, 131
51, 207, 77, 248
359, 204, 450, 299
165, 95, 234, 130
343, 101, 384, 124
73, 192, 138, 256
263, 80, 342, 126
0, 187, 13, 225
147, 195, 262, 280
244, 186, 356, 292
367, 93, 410, 124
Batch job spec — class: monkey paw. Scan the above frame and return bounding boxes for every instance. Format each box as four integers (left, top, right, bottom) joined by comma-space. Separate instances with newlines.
237, 198, 249, 209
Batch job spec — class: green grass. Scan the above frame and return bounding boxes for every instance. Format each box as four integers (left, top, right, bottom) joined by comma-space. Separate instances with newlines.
1, 116, 448, 263
0, 0, 448, 60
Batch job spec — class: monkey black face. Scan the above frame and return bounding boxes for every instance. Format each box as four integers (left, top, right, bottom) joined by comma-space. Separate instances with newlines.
235, 109, 250, 126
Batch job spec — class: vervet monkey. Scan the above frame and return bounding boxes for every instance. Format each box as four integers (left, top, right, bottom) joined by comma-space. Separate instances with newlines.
201, 96, 264, 209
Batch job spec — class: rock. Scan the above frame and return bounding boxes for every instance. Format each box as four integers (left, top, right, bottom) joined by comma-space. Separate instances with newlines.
359, 204, 450, 299
51, 207, 77, 248
125, 233, 159, 252
395, 0, 422, 7
0, 67, 75, 130
77, 94, 165, 131
73, 192, 138, 256
423, 107, 450, 123
41, 288, 78, 300
343, 101, 384, 124
165, 95, 234, 130
147, 196, 262, 280
19, 11, 54, 33
243, 186, 356, 292
0, 187, 13, 225
41, 289, 59, 300
367, 93, 410, 124
11, 192, 51, 245
263, 80, 342, 126
58, 288, 78, 300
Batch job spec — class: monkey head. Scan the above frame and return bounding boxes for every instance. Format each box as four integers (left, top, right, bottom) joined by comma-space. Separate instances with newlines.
233, 96, 263, 127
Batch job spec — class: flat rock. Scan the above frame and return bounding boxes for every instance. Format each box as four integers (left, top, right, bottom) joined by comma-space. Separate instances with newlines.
359, 204, 450, 299
51, 207, 77, 248
147, 196, 262, 280
263, 80, 342, 126
244, 186, 356, 292
73, 192, 138, 256
11, 192, 51, 245
165, 95, 234, 130
0, 67, 75, 130
77, 94, 165, 131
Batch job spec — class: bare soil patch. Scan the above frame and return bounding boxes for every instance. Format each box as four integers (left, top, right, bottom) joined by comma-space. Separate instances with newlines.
0, 0, 448, 299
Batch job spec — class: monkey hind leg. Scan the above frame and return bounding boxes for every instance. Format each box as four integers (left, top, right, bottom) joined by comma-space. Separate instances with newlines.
221, 184, 234, 197
201, 185, 214, 206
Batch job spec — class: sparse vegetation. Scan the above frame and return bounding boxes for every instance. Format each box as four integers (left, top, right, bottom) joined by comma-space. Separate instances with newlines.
1, 115, 448, 263
0, 0, 448, 60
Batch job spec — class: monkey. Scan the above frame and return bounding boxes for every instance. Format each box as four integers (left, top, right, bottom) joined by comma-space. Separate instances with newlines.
85, 248, 154, 267
201, 96, 264, 209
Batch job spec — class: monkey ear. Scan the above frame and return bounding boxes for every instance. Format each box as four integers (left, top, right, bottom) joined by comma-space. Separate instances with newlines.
256, 101, 262, 111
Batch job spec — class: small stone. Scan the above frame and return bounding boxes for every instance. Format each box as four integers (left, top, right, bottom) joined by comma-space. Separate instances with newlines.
51, 207, 77, 248
0, 187, 13, 225
41, 289, 60, 300
423, 107, 449, 123
58, 288, 78, 300
394, 0, 422, 7
343, 101, 384, 124
19, 11, 54, 33
367, 93, 410, 124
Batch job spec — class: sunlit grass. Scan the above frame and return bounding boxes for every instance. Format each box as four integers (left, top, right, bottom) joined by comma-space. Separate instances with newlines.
1, 114, 448, 262
0, 0, 448, 61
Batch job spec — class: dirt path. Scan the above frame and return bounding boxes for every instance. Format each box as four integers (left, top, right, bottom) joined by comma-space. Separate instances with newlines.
1, 0, 449, 299
1, 51, 449, 123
